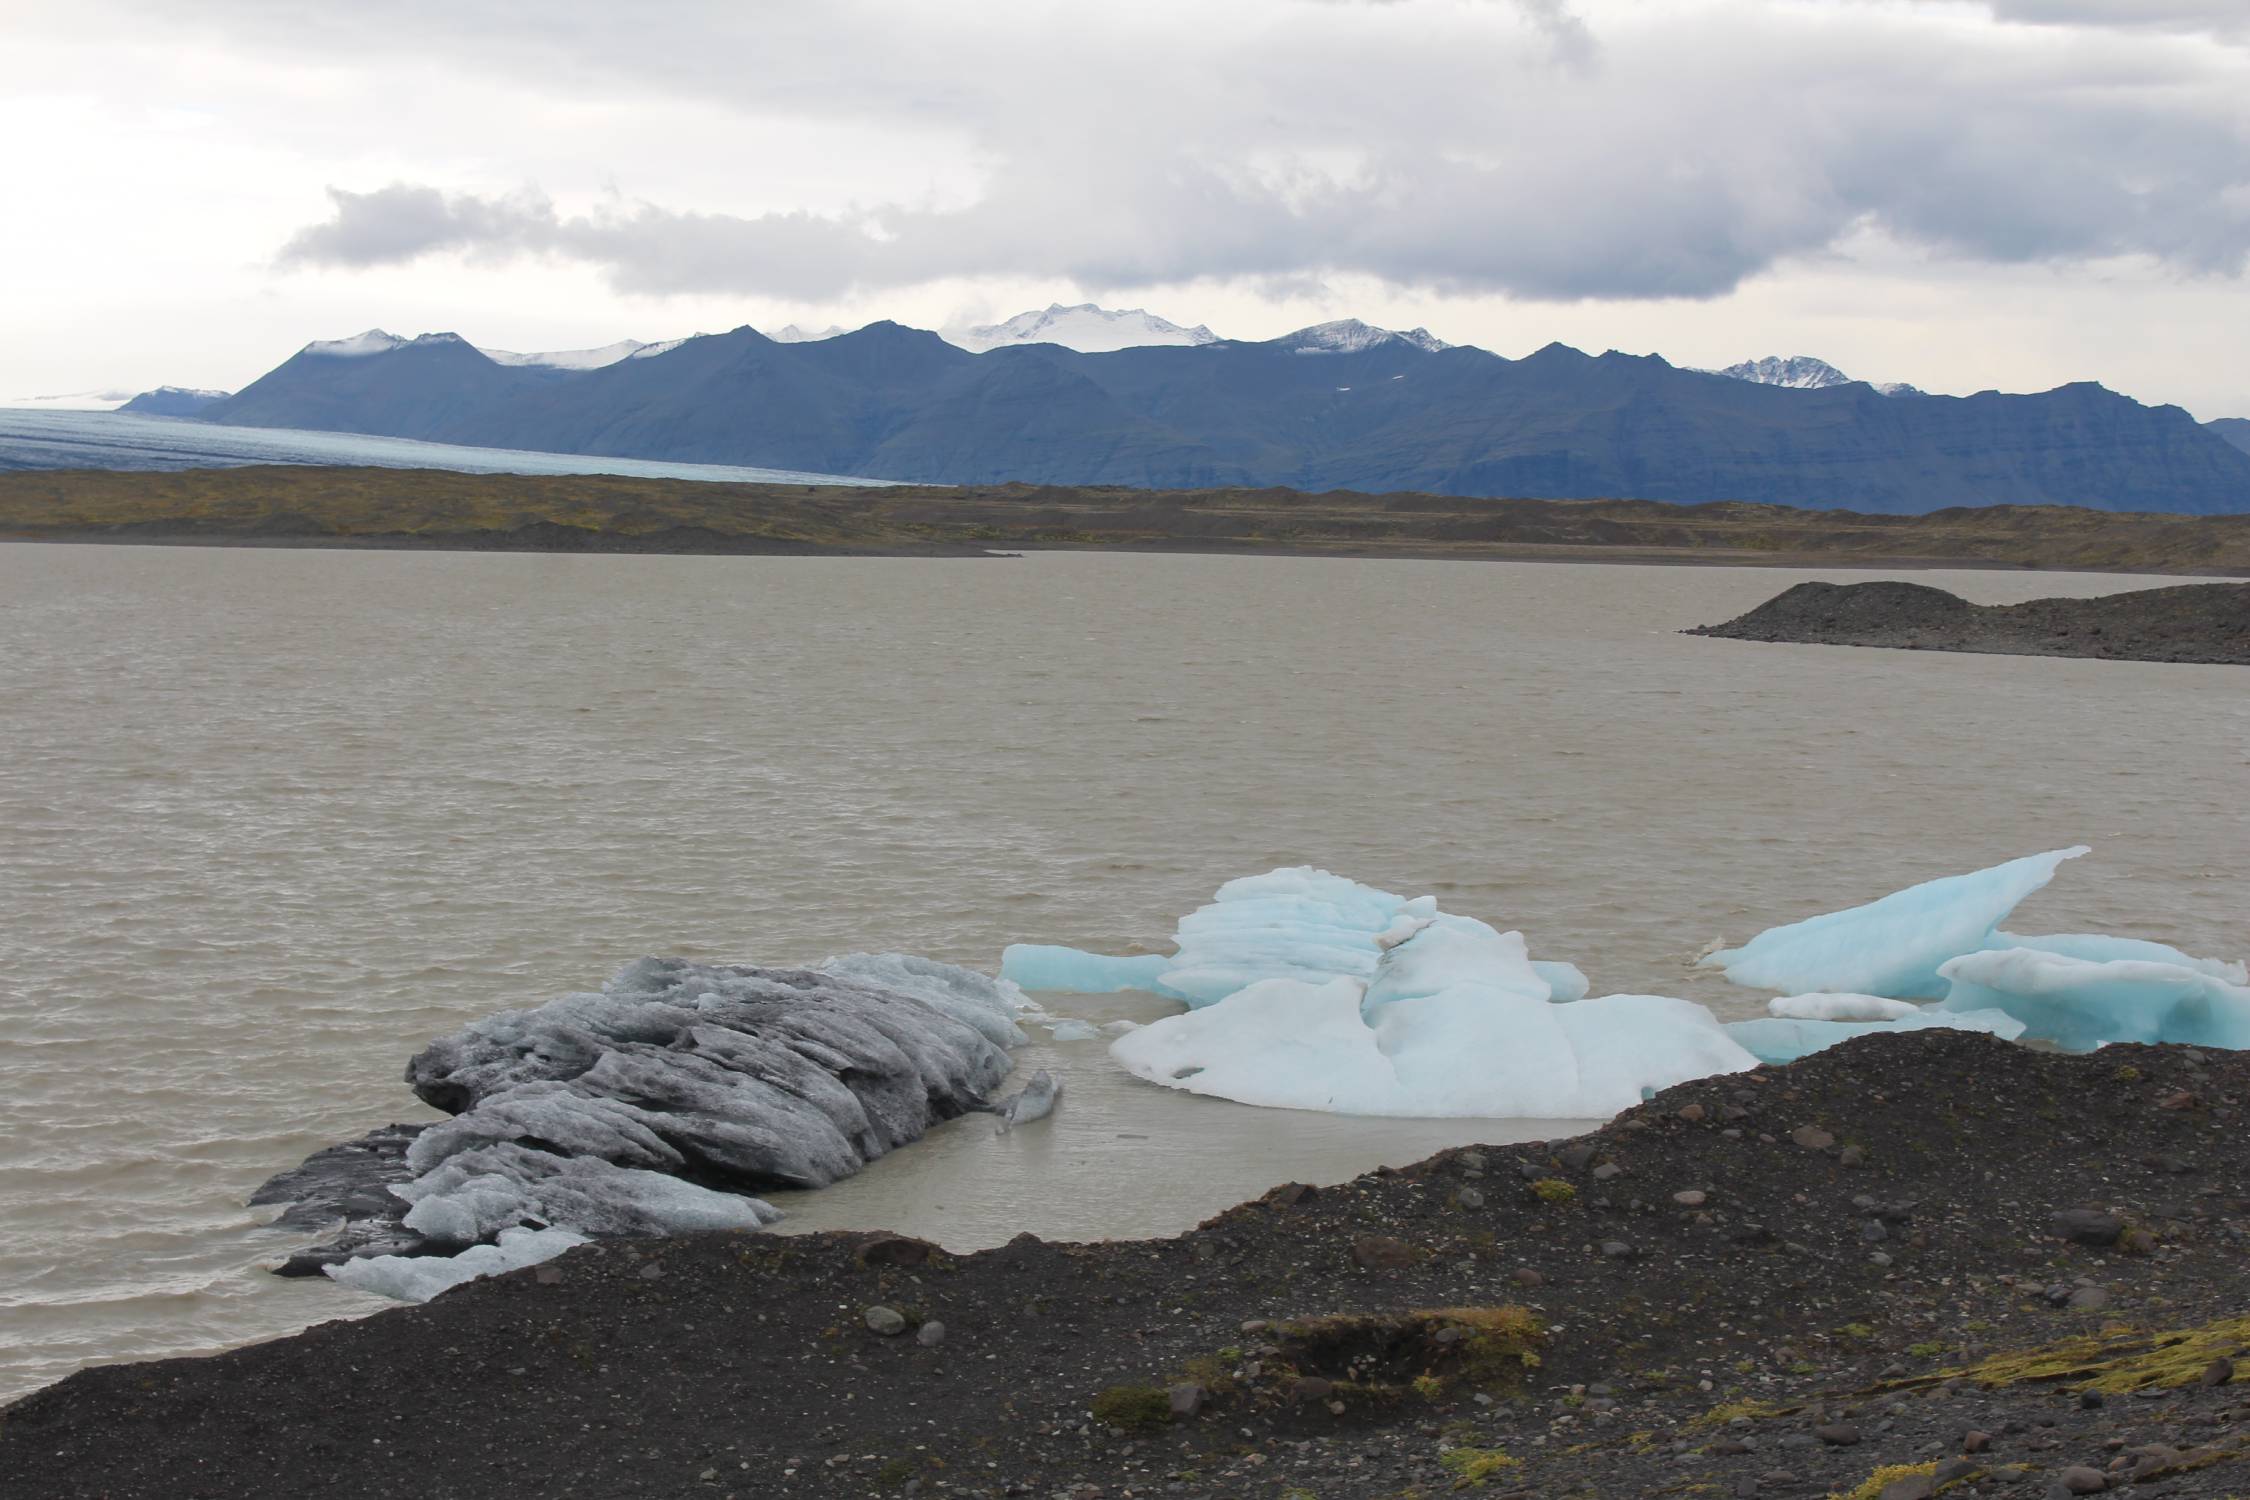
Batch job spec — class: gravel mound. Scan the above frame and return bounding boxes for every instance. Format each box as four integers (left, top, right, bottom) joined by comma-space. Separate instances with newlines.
1689, 579, 2250, 664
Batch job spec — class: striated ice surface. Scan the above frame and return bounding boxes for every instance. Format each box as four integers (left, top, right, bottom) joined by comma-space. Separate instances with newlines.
1111, 913, 1754, 1117
1936, 948, 2250, 1052
1768, 993, 1923, 1022
819, 951, 1035, 1048
1726, 1008, 2026, 1065
326, 1226, 587, 1303
1703, 847, 2089, 999
396, 1143, 779, 1245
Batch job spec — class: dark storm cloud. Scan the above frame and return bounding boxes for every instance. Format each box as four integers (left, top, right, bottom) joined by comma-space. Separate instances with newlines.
242, 0, 2250, 303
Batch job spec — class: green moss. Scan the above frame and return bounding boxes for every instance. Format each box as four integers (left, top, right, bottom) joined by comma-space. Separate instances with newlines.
1530, 1178, 1578, 1205
1940, 1315, 2250, 1396
1090, 1385, 1173, 1431
1832, 1462, 1939, 1500
1439, 1447, 1519, 1487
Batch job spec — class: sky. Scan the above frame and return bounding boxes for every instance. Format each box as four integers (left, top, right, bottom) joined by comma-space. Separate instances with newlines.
6, 0, 2248, 419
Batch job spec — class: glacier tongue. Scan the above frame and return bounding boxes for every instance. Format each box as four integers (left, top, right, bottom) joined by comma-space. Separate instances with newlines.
1702, 847, 2089, 999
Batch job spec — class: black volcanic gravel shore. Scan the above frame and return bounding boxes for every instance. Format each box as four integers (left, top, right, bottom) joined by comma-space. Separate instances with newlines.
9, 1032, 2250, 1499
1689, 579, 2250, 664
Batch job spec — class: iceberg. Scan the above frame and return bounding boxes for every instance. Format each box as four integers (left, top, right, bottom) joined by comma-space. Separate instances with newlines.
1987, 932, 2247, 986
1008, 867, 1590, 1009
326, 1226, 588, 1304
1702, 847, 2089, 999
999, 945, 1179, 997
262, 953, 1027, 1298
1111, 917, 1756, 1118
1936, 948, 2250, 1052
1767, 993, 1923, 1022
1726, 1008, 2026, 1066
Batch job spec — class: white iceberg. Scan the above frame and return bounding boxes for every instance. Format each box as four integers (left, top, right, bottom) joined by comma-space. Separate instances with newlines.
1986, 932, 2247, 986
998, 945, 1178, 996
326, 1226, 588, 1304
1936, 948, 2250, 1052
1726, 1008, 2026, 1065
1767, 993, 1924, 1022
1702, 847, 2089, 999
1111, 916, 1756, 1118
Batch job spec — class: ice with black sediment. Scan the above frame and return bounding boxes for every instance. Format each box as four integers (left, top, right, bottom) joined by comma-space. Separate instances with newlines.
257, 954, 1026, 1300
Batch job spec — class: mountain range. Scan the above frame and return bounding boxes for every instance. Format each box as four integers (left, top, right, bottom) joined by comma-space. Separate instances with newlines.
182, 317, 2250, 514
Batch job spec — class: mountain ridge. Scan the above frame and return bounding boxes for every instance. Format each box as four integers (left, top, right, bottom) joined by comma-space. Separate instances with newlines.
192, 320, 2250, 515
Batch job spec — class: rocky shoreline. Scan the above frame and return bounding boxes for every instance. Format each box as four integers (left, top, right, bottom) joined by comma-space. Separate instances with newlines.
9, 1030, 2250, 1498
1689, 579, 2250, 665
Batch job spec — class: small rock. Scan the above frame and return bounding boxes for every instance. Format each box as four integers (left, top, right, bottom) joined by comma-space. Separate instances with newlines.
2119, 1227, 2157, 1255
1293, 1377, 1335, 1402
1456, 1188, 1486, 1210
1963, 1429, 1992, 1454
1862, 1220, 1890, 1243
1814, 1423, 1860, 1446
2079, 1389, 2105, 1409
2053, 1208, 2125, 1247
864, 1305, 907, 1336
533, 1265, 564, 1286
2201, 1357, 2235, 1387
2066, 1287, 2110, 1312
1600, 1240, 1637, 1259
1264, 1182, 1319, 1208
2157, 1089, 2198, 1111
1673, 1190, 1708, 1208
1933, 1457, 1979, 1484
1511, 1267, 1546, 1288
2055, 1464, 2108, 1493
638, 1262, 664, 1280
1559, 1143, 1597, 1172
1790, 1125, 1836, 1151
1677, 1103, 1707, 1122
1167, 1383, 1204, 1418
1876, 1475, 1934, 1500
1839, 1145, 1867, 1168
1593, 1162, 1624, 1182
916, 1320, 947, 1347
1457, 1150, 1488, 1171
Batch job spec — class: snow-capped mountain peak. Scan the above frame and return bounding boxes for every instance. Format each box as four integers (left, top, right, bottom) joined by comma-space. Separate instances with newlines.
480, 339, 650, 371
767, 324, 846, 344
944, 303, 1219, 354
1708, 355, 1926, 396
1713, 354, 1853, 389
302, 329, 407, 359
1279, 319, 1451, 355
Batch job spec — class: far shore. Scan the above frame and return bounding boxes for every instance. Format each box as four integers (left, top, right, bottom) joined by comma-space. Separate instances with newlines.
4, 465, 2248, 575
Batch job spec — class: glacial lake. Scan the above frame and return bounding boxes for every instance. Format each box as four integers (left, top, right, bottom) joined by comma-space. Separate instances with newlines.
0, 544, 2242, 1402
0, 407, 888, 486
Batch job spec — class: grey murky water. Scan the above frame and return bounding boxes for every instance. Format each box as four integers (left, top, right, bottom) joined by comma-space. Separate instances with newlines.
1, 545, 2242, 1403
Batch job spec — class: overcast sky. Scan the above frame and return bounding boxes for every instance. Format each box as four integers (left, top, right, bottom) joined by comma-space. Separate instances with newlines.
8, 0, 2247, 418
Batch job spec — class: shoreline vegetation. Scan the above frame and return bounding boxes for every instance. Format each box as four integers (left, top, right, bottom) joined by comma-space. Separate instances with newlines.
7, 1032, 2250, 1497
5, 465, 2250, 573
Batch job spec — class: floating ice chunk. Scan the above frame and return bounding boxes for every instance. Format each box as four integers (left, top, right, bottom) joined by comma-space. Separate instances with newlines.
396, 1143, 779, 1245
1988, 932, 2247, 987
821, 951, 1034, 1048
1767, 993, 1924, 1022
998, 945, 1179, 997
1111, 920, 1755, 1118
325, 1226, 588, 1303
1158, 867, 1417, 1005
1935, 948, 2250, 1052
1726, 1008, 2025, 1065
991, 1069, 1061, 1131
1046, 1018, 1102, 1042
1702, 847, 2089, 999
1531, 960, 1591, 1003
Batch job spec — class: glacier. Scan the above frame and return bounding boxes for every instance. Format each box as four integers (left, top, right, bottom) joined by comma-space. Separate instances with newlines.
1935, 948, 2250, 1052
1701, 847, 2089, 998
262, 953, 1028, 1300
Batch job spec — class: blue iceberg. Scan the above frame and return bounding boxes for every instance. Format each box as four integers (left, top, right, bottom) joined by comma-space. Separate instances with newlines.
1726, 1008, 2026, 1066
1005, 866, 1590, 1008
1701, 847, 2089, 999
1935, 948, 2250, 1052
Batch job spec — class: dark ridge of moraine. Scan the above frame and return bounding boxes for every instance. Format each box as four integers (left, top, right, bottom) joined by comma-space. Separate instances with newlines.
1688, 578, 2250, 664
11, 1030, 2250, 1499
